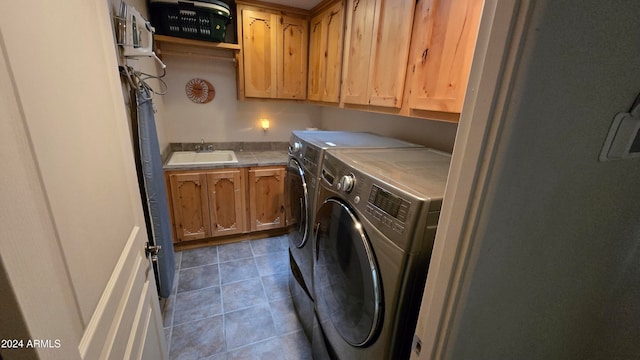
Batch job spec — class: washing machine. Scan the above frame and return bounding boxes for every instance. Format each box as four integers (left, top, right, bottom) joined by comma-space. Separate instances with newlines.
285, 131, 422, 339
311, 147, 451, 359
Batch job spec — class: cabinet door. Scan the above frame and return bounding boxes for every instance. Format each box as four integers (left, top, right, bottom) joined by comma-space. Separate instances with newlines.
341, 0, 377, 105
408, 0, 482, 113
308, 1, 345, 103
249, 166, 286, 232
368, 0, 415, 108
169, 172, 210, 241
322, 1, 346, 103
307, 12, 325, 101
276, 15, 308, 99
207, 169, 246, 237
242, 9, 278, 98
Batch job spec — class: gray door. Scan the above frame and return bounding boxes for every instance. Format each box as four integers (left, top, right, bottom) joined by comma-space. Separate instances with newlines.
286, 158, 310, 248
314, 198, 382, 347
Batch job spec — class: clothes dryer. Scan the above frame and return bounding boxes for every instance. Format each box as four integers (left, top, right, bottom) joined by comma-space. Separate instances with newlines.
311, 147, 451, 359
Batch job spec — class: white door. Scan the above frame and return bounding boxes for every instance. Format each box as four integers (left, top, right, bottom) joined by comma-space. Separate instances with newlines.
0, 0, 167, 359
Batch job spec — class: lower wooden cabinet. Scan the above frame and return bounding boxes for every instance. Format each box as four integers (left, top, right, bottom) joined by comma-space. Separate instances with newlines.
166, 166, 286, 243
248, 166, 286, 232
167, 172, 210, 241
207, 169, 246, 237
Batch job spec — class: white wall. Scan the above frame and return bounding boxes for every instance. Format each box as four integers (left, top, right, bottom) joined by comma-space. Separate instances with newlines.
444, 1, 640, 359
320, 107, 458, 152
161, 55, 321, 143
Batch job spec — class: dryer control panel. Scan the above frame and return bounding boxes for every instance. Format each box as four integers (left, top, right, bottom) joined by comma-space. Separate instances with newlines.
321, 153, 423, 251
368, 185, 411, 222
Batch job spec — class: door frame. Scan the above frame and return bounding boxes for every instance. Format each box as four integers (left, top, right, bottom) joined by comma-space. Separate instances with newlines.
412, 0, 533, 359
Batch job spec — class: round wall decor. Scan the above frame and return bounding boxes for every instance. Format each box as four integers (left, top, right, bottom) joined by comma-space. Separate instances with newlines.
185, 78, 215, 104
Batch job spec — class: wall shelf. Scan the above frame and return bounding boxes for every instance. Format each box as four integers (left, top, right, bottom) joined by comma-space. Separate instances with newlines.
154, 35, 240, 62
155, 35, 240, 50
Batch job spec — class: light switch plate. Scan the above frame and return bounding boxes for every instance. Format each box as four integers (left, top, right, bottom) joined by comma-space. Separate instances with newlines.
600, 111, 640, 161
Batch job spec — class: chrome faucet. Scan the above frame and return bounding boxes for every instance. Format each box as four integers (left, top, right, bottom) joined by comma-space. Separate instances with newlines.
195, 138, 214, 152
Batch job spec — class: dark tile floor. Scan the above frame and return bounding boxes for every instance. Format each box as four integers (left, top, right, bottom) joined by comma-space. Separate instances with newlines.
163, 235, 312, 360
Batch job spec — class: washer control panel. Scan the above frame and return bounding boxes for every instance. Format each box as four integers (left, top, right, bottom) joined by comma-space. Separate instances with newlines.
289, 136, 320, 174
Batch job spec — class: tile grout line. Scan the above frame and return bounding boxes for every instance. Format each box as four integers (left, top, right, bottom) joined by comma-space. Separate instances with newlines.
263, 259, 286, 354
218, 245, 228, 356
166, 251, 182, 357
169, 237, 309, 359
226, 239, 293, 354
225, 334, 284, 353
223, 329, 308, 357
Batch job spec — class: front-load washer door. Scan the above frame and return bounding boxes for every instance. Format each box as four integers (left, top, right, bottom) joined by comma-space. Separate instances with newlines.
314, 198, 382, 347
286, 158, 309, 248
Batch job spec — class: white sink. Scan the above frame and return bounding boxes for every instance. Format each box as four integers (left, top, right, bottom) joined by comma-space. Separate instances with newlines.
167, 151, 238, 166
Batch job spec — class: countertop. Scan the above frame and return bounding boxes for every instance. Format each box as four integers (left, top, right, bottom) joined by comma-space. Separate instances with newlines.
163, 143, 289, 171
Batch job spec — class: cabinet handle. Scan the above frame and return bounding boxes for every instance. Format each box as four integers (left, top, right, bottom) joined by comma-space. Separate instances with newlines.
328, 10, 339, 25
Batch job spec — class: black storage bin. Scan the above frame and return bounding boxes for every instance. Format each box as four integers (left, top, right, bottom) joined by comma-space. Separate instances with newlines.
149, 0, 232, 42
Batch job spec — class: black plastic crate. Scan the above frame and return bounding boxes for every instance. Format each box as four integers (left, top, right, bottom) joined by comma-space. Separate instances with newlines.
150, 0, 232, 42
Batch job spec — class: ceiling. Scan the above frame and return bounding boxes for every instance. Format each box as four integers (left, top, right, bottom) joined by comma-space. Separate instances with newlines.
258, 0, 323, 10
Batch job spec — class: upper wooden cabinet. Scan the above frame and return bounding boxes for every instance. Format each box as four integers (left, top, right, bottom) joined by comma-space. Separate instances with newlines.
277, 16, 309, 99
407, 0, 483, 113
241, 10, 278, 98
308, 1, 345, 103
341, 0, 416, 108
340, 0, 376, 105
159, 0, 482, 120
238, 3, 308, 100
